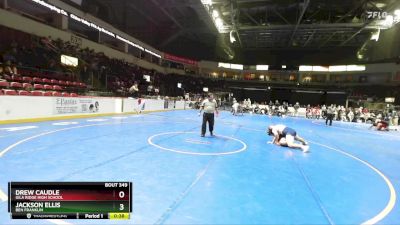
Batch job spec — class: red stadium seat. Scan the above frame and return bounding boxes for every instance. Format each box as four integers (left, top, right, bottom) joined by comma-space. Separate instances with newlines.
53, 85, 62, 91
61, 92, 70, 97
18, 90, 30, 96
33, 77, 42, 83
12, 75, 23, 82
52, 91, 62, 97
70, 93, 78, 97
0, 81, 9, 88
23, 83, 33, 89
10, 82, 23, 88
4, 75, 12, 81
50, 79, 58, 84
42, 78, 51, 84
0, 89, 3, 95
43, 91, 53, 96
43, 84, 53, 90
59, 80, 66, 85
72, 81, 78, 86
66, 81, 72, 86
22, 76, 32, 83
79, 82, 87, 88
4, 89, 17, 95
33, 84, 44, 90
31, 90, 44, 96
18, 69, 30, 76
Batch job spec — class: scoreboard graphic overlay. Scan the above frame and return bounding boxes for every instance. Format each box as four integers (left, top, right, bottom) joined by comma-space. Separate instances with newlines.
8, 182, 132, 220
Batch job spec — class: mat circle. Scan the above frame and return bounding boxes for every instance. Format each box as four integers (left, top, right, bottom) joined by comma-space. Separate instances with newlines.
148, 131, 247, 156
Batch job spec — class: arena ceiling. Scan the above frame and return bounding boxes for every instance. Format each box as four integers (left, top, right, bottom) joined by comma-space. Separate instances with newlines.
65, 0, 399, 63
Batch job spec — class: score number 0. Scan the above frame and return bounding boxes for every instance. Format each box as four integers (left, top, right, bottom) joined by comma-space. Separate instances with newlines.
119, 191, 125, 211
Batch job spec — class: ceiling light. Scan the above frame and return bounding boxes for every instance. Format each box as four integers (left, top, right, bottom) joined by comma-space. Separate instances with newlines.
201, 0, 212, 5
312, 66, 329, 72
299, 65, 312, 71
357, 51, 364, 60
347, 65, 366, 71
229, 30, 236, 43
383, 15, 394, 27
375, 3, 386, 8
329, 65, 347, 72
212, 10, 219, 18
394, 9, 400, 23
215, 18, 223, 29
370, 28, 380, 41
256, 65, 269, 71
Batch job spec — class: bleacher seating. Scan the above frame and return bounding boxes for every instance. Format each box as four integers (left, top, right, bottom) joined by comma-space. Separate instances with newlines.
0, 71, 84, 96
3, 75, 11, 81
53, 85, 62, 91
43, 84, 53, 90
3, 89, 17, 95
43, 91, 52, 96
0, 81, 9, 88
33, 77, 42, 83
52, 91, 61, 97
42, 78, 51, 84
18, 90, 30, 96
33, 84, 43, 90
22, 76, 32, 82
31, 90, 43, 96
23, 83, 32, 89
10, 82, 22, 88
12, 75, 22, 82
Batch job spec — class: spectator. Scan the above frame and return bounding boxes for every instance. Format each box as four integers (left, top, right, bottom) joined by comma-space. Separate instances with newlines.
128, 82, 139, 97
0, 67, 6, 82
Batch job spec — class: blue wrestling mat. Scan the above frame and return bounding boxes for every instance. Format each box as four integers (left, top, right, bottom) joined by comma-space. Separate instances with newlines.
0, 110, 399, 224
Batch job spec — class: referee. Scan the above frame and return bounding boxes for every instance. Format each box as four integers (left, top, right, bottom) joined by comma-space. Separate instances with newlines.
326, 105, 334, 126
199, 93, 219, 137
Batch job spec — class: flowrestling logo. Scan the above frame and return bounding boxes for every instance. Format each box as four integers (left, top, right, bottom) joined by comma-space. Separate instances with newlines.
366, 11, 389, 20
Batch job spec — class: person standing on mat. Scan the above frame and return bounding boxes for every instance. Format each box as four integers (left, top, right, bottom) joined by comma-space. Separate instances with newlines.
199, 93, 219, 137
326, 105, 334, 126
267, 124, 309, 153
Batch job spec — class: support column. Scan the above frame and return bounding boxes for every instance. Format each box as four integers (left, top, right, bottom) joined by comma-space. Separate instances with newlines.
51, 14, 68, 30
61, 15, 68, 30
298, 72, 303, 82
123, 43, 128, 53
1, 0, 8, 9
326, 73, 331, 83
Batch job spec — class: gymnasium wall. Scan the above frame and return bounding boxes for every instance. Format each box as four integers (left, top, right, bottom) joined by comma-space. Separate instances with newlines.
0, 96, 188, 121
231, 88, 347, 106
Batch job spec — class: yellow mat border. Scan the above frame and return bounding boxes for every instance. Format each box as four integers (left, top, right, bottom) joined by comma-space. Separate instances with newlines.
0, 109, 184, 125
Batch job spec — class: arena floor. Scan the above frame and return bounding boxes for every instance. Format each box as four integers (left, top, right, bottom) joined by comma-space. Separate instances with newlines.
0, 110, 399, 225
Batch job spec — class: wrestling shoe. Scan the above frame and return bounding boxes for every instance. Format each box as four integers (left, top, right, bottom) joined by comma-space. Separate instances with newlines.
302, 145, 310, 153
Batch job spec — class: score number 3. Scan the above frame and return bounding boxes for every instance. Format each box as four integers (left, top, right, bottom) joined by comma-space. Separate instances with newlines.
119, 191, 125, 211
